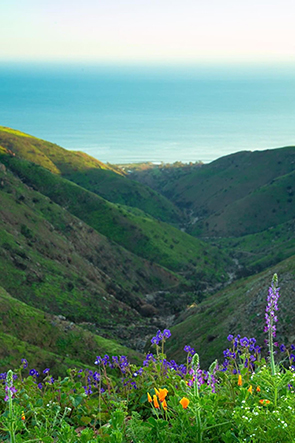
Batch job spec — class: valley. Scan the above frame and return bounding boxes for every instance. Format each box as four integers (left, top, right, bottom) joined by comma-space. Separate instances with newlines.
1, 126, 295, 372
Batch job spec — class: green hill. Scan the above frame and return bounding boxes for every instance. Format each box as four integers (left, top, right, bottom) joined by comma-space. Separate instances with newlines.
0, 160, 181, 339
166, 254, 295, 368
0, 285, 141, 375
0, 126, 183, 225
0, 154, 232, 285
191, 169, 295, 237
213, 219, 295, 275
131, 147, 295, 235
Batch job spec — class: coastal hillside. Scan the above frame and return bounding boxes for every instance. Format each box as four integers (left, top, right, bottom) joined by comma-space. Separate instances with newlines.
0, 153, 232, 285
0, 126, 183, 225
0, 285, 141, 375
130, 147, 295, 223
130, 148, 295, 272
167, 254, 295, 368
1, 160, 189, 346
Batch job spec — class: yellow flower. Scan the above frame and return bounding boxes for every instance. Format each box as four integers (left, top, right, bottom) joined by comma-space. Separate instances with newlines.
247, 385, 253, 394
153, 395, 160, 409
180, 397, 190, 409
238, 374, 242, 386
21, 411, 25, 421
147, 392, 152, 403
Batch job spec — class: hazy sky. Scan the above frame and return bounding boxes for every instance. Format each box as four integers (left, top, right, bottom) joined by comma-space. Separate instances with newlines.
1, 0, 295, 63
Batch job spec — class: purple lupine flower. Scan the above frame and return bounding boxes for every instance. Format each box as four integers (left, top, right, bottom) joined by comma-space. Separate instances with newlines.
94, 356, 101, 365
223, 349, 231, 358
240, 337, 249, 347
264, 274, 280, 337
101, 355, 109, 365
162, 329, 171, 339
83, 385, 93, 395
43, 368, 50, 374
29, 369, 36, 376
4, 385, 17, 402
143, 353, 156, 366
280, 344, 286, 352
93, 371, 100, 381
38, 383, 43, 390
184, 345, 191, 353
227, 334, 234, 341
21, 359, 28, 369
0, 372, 7, 381
156, 330, 163, 341
151, 336, 160, 345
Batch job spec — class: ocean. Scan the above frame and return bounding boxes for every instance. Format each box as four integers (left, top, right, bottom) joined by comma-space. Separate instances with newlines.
0, 62, 295, 164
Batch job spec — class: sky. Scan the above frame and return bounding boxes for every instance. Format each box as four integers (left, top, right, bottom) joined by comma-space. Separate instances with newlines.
1, 0, 295, 64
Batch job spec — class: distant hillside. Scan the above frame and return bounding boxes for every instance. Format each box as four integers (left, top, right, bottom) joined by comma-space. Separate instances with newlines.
167, 254, 295, 368
0, 160, 181, 343
0, 285, 141, 375
0, 154, 232, 285
132, 147, 295, 234
0, 126, 183, 225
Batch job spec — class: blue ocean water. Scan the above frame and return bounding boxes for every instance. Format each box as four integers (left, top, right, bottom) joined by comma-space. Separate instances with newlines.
0, 63, 295, 164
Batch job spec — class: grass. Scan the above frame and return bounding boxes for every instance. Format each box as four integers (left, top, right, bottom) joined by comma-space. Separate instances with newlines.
0, 153, 232, 285
0, 126, 183, 225
0, 285, 142, 376
166, 254, 295, 368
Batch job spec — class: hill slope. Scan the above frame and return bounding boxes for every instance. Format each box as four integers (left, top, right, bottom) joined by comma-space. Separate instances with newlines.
0, 285, 141, 375
131, 147, 295, 237
166, 254, 295, 368
0, 154, 232, 285
0, 160, 182, 344
0, 126, 183, 225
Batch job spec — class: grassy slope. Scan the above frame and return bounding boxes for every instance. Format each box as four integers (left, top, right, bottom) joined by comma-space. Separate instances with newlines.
0, 285, 141, 375
166, 255, 295, 368
0, 126, 183, 224
132, 147, 295, 236
191, 169, 295, 237
0, 161, 179, 337
0, 154, 232, 284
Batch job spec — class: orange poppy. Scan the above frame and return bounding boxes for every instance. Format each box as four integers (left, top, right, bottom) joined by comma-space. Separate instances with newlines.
180, 397, 190, 409
256, 386, 261, 392
161, 399, 168, 410
147, 392, 152, 403
238, 374, 243, 386
153, 395, 160, 408
247, 385, 253, 394
158, 388, 168, 402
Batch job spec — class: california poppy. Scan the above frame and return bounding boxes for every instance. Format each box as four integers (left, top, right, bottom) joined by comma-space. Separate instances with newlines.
153, 395, 160, 408
158, 388, 168, 402
180, 397, 190, 409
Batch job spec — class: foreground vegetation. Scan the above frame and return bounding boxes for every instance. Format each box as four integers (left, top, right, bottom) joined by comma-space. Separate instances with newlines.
1, 275, 295, 442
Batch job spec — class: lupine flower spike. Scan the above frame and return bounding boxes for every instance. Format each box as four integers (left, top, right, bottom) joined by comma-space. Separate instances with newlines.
265, 273, 280, 375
